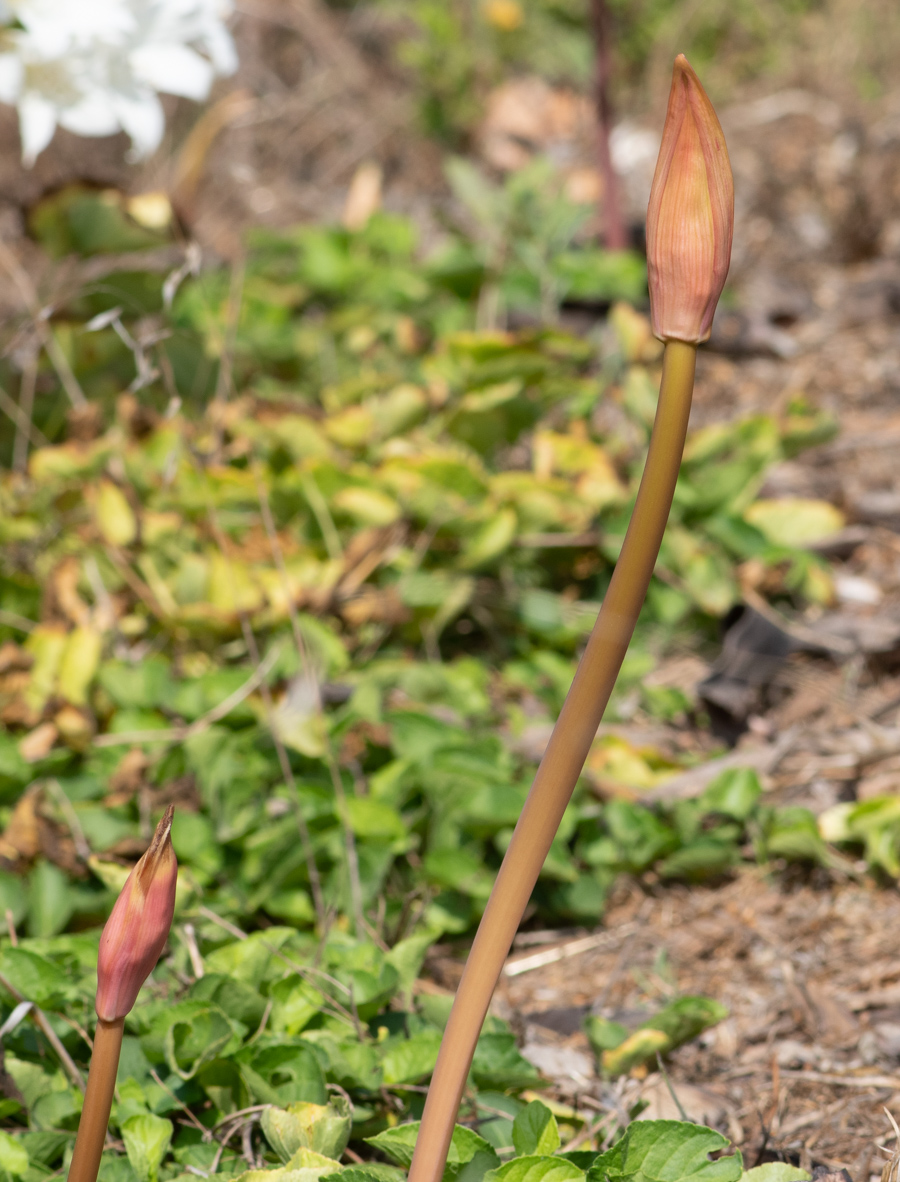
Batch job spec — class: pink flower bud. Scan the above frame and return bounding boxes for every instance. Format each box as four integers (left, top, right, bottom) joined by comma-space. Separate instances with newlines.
646, 54, 734, 344
96, 805, 177, 1021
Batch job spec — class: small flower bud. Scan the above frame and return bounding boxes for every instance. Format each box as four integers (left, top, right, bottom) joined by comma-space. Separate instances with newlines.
96, 805, 177, 1021
646, 54, 734, 344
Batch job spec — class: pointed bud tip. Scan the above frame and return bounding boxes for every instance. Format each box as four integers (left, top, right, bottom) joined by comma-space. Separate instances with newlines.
646, 54, 734, 344
95, 808, 178, 1022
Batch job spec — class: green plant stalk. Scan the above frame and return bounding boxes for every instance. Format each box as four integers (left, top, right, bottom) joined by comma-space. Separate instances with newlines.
408, 339, 697, 1182
67, 1017, 125, 1182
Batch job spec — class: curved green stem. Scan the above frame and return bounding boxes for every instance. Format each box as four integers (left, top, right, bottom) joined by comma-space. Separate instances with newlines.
67, 1018, 125, 1182
408, 340, 697, 1182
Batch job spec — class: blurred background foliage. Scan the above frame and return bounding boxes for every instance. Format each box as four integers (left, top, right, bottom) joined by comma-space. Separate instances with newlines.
383, 0, 898, 148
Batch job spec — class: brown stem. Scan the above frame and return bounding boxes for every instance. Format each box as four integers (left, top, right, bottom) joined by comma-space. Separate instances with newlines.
590, 0, 627, 251
407, 340, 697, 1182
67, 1017, 125, 1182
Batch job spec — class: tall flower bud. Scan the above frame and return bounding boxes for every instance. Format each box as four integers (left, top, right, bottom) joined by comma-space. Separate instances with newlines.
96, 805, 177, 1021
646, 55, 734, 343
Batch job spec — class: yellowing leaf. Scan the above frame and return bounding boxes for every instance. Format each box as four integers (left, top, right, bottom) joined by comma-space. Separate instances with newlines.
601, 1028, 670, 1076
324, 406, 376, 448
576, 464, 625, 510
531, 429, 624, 509
28, 439, 112, 481
332, 486, 401, 526
96, 480, 137, 546
492, 472, 590, 533
586, 736, 679, 794
58, 625, 102, 705
236, 415, 333, 461
374, 384, 429, 437
24, 624, 67, 714
745, 498, 845, 547
257, 558, 343, 616
609, 301, 662, 363
207, 554, 265, 615
142, 511, 182, 543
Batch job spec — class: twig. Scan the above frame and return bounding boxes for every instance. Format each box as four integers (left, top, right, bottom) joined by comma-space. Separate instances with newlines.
778, 1097, 847, 1137
250, 999, 272, 1042
93, 644, 281, 747
503, 922, 638, 977
0, 240, 86, 408
45, 779, 92, 862
52, 1011, 94, 1053
103, 547, 170, 621
779, 1069, 900, 1089
180, 923, 205, 979
151, 1067, 211, 1137
241, 1123, 256, 1168
655, 1055, 691, 1122
5, 909, 18, 945
560, 1110, 609, 1154
198, 905, 247, 941
0, 971, 85, 1090
212, 1105, 272, 1129
12, 352, 38, 472
0, 381, 48, 454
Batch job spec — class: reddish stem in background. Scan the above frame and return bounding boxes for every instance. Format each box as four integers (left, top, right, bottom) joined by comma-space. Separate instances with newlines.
590, 0, 628, 250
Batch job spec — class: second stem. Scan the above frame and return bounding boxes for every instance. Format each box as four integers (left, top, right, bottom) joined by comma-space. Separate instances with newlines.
407, 339, 697, 1182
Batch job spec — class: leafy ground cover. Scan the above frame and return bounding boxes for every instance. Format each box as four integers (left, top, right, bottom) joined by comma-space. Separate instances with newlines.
0, 189, 865, 1182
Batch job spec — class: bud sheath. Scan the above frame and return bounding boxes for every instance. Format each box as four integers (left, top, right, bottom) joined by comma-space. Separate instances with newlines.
95, 805, 177, 1021
646, 54, 733, 343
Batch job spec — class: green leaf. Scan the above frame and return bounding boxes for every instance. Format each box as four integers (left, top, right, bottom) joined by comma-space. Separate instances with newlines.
281, 1146, 345, 1182
484, 1157, 585, 1182
28, 861, 74, 938
366, 1123, 497, 1181
239, 1043, 328, 1105
744, 498, 844, 547
262, 1098, 352, 1163
583, 1016, 628, 1055
587, 1121, 741, 1182
325, 1169, 406, 1182
0, 948, 71, 1008
121, 1114, 173, 1182
740, 1167, 810, 1182
699, 770, 762, 822
0, 1131, 28, 1177
380, 1029, 442, 1084
637, 997, 728, 1047
142, 1001, 242, 1081
471, 1032, 542, 1090
512, 1102, 560, 1157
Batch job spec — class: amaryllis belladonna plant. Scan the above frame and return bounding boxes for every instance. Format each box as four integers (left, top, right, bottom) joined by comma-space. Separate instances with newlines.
68, 806, 178, 1182
408, 54, 734, 1182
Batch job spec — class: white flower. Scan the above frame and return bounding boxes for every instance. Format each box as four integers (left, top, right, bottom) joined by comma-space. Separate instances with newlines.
0, 0, 237, 165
